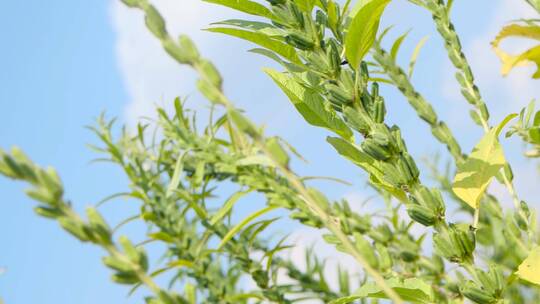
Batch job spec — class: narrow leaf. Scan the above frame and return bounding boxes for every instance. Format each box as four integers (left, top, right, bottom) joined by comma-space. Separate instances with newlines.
217, 205, 278, 250
206, 27, 301, 64
166, 152, 187, 198
210, 190, 251, 225
203, 0, 274, 19
408, 36, 428, 78
390, 30, 410, 60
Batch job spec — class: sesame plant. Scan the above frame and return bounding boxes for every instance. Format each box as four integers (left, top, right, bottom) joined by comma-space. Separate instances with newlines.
2, 0, 540, 303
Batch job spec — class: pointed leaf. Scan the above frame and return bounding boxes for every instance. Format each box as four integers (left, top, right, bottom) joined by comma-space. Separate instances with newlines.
217, 205, 278, 250
203, 0, 274, 19
264, 69, 353, 140
345, 0, 391, 68
206, 27, 301, 64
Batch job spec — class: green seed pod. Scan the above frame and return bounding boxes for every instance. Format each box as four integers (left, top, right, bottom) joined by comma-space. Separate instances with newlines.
197, 79, 223, 105
434, 231, 460, 262
461, 281, 496, 304
315, 10, 328, 28
103, 255, 134, 273
111, 271, 140, 285
370, 124, 392, 146
121, 0, 140, 8
343, 107, 373, 134
145, 5, 167, 39
58, 217, 89, 242
178, 35, 200, 61
325, 84, 351, 105
34, 206, 64, 219
379, 162, 406, 187
25, 188, 55, 204
163, 39, 190, 64
390, 126, 407, 152
86, 207, 112, 244
119, 236, 142, 265
461, 87, 477, 105
373, 98, 386, 123
361, 138, 391, 161
407, 204, 437, 226
326, 39, 341, 75
287, 1, 305, 27
198, 60, 222, 88
479, 103, 490, 121
286, 32, 314, 50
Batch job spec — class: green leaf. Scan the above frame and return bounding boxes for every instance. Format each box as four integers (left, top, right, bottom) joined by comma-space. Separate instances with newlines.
203, 0, 274, 19
452, 114, 517, 209
408, 36, 429, 78
264, 68, 353, 141
166, 151, 187, 198
206, 27, 301, 64
217, 205, 278, 250
210, 190, 251, 225
517, 246, 540, 285
327, 136, 407, 202
294, 0, 316, 12
345, 0, 391, 68
211, 19, 285, 37
330, 278, 433, 304
390, 30, 410, 60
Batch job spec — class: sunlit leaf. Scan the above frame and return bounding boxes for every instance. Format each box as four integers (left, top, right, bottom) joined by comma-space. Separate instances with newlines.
452, 114, 517, 209
345, 0, 391, 68
517, 246, 540, 285
264, 68, 353, 141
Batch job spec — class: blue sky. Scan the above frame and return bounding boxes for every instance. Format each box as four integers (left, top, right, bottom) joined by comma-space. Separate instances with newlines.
1, 0, 539, 303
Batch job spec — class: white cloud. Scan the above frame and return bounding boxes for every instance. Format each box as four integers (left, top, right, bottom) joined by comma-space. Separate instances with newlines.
109, 0, 242, 125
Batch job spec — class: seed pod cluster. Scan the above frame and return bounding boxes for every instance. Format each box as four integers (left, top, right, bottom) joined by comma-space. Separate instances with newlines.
407, 186, 445, 227
461, 265, 504, 304
434, 224, 475, 264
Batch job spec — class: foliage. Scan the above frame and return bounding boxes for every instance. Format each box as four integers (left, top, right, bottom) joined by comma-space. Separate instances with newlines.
2, 0, 540, 303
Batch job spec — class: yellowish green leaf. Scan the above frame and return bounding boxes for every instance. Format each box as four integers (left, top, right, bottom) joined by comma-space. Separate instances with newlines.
492, 24, 540, 78
452, 114, 517, 209
517, 246, 540, 285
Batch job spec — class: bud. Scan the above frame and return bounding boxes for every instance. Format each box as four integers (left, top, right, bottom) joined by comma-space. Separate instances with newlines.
145, 5, 167, 39
198, 60, 222, 88
407, 204, 437, 226
58, 217, 89, 242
